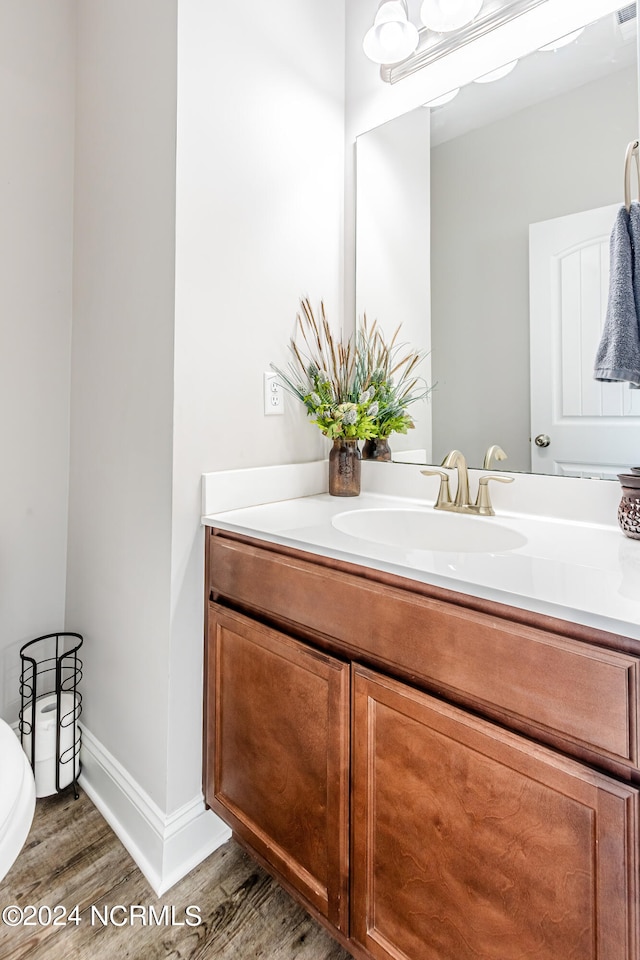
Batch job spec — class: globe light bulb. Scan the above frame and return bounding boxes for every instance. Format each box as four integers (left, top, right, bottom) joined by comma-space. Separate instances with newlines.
420, 0, 484, 33
363, 1, 420, 65
379, 21, 405, 51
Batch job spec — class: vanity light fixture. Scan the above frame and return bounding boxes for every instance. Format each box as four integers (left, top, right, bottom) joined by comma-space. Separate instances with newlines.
538, 27, 585, 51
376, 0, 619, 84
474, 59, 519, 82
420, 0, 484, 33
363, 0, 420, 65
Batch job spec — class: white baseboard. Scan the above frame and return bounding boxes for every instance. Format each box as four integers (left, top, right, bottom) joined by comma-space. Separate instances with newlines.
79, 725, 231, 896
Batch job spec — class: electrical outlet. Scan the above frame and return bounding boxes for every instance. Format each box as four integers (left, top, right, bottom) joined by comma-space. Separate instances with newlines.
263, 372, 284, 415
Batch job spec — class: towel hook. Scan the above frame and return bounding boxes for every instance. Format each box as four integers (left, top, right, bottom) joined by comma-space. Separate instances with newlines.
624, 139, 640, 212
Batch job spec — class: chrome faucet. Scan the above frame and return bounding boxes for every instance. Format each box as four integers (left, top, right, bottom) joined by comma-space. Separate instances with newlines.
421, 448, 514, 516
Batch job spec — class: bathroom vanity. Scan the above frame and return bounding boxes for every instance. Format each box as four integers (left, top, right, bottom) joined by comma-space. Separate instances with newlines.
202, 470, 640, 960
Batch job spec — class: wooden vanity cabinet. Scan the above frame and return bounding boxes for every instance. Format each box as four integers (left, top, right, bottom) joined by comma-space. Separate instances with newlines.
204, 603, 350, 932
204, 528, 640, 960
352, 666, 638, 960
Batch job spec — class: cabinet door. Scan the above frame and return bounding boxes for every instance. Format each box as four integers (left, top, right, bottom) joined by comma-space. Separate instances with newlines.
205, 604, 350, 931
352, 665, 639, 960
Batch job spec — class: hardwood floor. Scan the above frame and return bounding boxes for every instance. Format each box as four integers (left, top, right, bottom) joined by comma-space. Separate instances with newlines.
0, 789, 352, 959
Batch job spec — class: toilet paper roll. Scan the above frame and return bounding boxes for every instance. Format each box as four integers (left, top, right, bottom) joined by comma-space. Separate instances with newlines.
21, 693, 80, 798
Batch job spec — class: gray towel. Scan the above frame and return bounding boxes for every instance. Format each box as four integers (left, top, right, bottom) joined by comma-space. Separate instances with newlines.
594, 202, 640, 387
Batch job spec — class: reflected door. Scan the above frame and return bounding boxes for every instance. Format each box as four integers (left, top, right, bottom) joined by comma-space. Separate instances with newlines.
529, 203, 640, 478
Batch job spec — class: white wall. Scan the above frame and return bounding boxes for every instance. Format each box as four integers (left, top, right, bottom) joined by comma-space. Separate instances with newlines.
58, 0, 345, 891
170, 0, 345, 813
0, 1, 75, 721
66, 0, 178, 807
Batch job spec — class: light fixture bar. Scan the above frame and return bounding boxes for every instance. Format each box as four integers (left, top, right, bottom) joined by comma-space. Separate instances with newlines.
381, 0, 548, 83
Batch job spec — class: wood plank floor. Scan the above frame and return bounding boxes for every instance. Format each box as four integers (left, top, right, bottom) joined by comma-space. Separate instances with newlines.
0, 789, 352, 959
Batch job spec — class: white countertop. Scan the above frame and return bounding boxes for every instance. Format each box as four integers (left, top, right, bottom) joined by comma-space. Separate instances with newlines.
203, 486, 640, 642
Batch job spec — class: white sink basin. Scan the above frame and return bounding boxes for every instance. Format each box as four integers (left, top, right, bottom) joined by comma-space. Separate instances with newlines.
332, 507, 528, 554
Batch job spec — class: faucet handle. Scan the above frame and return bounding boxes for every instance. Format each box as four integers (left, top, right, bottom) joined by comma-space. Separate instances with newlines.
475, 474, 514, 516
421, 469, 452, 508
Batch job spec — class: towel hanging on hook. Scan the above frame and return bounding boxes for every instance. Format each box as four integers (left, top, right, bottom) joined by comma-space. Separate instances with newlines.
594, 138, 640, 387
624, 138, 640, 211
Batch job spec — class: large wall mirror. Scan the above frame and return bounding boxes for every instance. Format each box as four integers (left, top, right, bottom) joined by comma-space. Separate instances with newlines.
356, 5, 639, 478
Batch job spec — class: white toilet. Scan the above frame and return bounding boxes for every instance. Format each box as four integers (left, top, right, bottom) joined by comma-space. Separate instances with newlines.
0, 718, 35, 883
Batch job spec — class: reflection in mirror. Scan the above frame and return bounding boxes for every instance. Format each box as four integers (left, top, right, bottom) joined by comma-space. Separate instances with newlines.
356, 7, 639, 477
356, 110, 432, 463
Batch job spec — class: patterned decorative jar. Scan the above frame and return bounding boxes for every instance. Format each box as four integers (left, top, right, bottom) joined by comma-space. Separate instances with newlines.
617, 469, 640, 539
329, 438, 361, 497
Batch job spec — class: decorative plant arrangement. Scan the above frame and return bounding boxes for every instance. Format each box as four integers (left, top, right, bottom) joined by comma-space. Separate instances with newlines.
356, 317, 428, 462
272, 298, 428, 496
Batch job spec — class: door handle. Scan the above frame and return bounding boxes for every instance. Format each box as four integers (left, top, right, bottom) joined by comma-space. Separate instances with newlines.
534, 434, 551, 448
